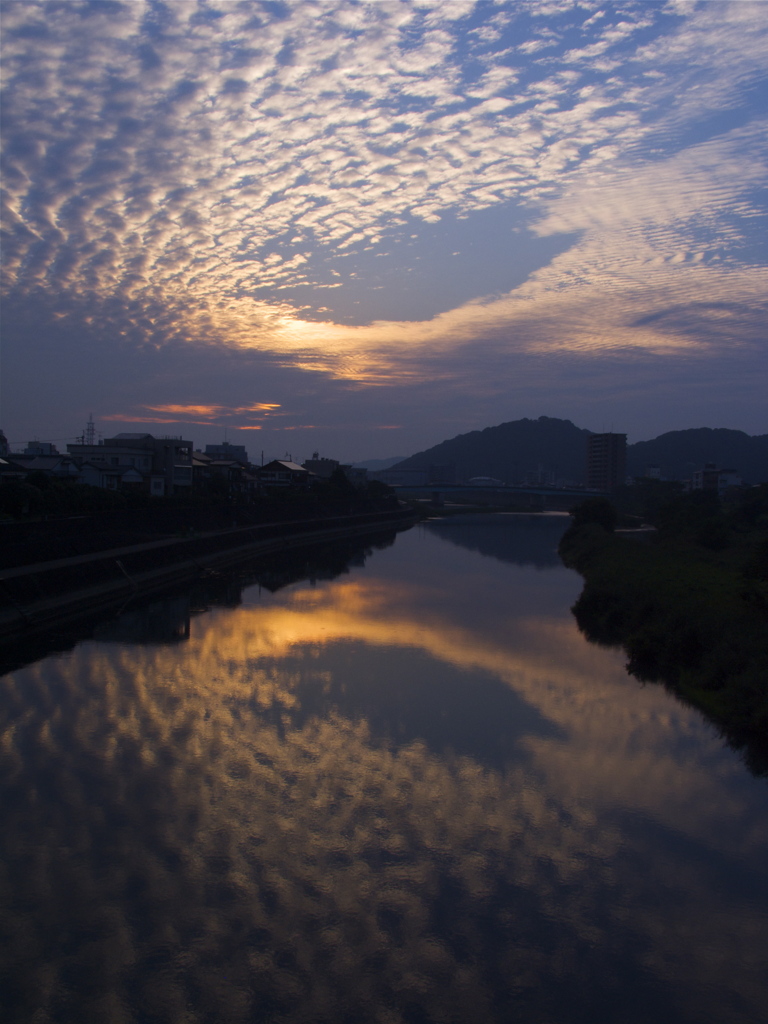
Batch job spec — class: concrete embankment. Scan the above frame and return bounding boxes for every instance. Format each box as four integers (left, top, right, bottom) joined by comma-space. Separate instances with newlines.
0, 508, 418, 640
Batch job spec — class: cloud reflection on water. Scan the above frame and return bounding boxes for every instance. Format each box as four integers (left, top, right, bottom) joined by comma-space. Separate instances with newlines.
1, 525, 767, 1023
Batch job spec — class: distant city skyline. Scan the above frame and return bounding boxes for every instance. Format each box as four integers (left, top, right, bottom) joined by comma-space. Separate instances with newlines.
2, 1, 766, 461
3, 398, 766, 469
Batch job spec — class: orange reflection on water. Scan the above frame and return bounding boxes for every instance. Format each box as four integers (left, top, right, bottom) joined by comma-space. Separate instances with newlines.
1, 554, 767, 1024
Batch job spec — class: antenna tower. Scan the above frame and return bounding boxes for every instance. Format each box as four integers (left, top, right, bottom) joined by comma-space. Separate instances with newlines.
84, 414, 95, 446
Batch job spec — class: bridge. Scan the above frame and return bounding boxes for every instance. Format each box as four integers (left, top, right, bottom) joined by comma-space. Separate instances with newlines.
393, 483, 605, 510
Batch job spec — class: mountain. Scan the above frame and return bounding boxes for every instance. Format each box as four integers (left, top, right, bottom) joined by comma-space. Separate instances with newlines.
388, 418, 768, 486
393, 417, 592, 485
353, 456, 408, 471
626, 428, 768, 483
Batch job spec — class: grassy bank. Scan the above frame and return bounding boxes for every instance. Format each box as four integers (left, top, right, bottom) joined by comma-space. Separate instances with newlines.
559, 489, 768, 775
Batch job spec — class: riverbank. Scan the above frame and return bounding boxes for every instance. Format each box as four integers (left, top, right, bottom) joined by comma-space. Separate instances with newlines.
0, 507, 419, 641
559, 498, 768, 774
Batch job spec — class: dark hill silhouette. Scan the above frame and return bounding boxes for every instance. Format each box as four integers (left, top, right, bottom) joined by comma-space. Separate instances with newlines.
394, 416, 592, 485
626, 428, 768, 484
390, 418, 768, 486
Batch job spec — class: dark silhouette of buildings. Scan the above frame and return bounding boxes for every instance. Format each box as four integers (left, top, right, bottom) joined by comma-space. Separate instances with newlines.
67, 432, 193, 496
587, 433, 626, 491
204, 441, 249, 466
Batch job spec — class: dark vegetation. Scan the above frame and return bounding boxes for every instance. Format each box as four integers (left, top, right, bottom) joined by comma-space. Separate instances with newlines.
394, 415, 592, 483
625, 427, 768, 482
392, 417, 768, 486
559, 486, 768, 775
0, 474, 399, 571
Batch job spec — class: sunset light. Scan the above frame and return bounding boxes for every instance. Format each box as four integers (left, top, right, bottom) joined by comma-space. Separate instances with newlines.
2, 0, 765, 454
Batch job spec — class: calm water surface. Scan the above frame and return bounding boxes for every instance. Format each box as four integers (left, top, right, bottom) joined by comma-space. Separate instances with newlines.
1, 515, 767, 1024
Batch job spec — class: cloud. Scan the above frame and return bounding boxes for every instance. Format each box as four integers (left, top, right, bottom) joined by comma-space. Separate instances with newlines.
142, 402, 281, 417
1, 0, 766, 431
7, 552, 767, 1023
101, 400, 283, 429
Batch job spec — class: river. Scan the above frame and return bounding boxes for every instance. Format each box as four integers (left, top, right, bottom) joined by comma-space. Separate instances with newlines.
1, 514, 766, 1024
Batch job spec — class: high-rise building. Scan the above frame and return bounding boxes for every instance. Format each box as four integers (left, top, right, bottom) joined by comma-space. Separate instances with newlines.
587, 433, 627, 491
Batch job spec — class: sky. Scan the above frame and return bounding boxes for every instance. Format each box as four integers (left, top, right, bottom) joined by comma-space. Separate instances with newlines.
1, 0, 766, 463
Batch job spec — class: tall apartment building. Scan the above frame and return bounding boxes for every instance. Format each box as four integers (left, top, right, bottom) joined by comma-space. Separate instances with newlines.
587, 433, 627, 491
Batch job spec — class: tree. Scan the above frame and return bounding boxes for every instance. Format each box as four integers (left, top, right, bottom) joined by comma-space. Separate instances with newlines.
568, 497, 617, 532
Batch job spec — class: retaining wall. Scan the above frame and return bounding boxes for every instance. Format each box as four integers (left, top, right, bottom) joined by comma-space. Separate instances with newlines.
0, 509, 418, 640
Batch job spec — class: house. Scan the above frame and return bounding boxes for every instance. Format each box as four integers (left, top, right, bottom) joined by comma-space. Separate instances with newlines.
193, 451, 258, 497
692, 464, 742, 495
67, 433, 193, 495
257, 460, 310, 488
342, 465, 368, 488
0, 453, 81, 482
302, 454, 369, 488
0, 457, 18, 481
303, 455, 340, 479
77, 460, 145, 491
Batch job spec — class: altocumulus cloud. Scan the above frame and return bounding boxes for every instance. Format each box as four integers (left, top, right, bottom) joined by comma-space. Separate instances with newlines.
1, 0, 767, 436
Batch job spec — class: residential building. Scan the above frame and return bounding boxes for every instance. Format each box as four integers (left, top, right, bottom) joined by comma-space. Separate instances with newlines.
24, 441, 60, 456
257, 460, 310, 488
0, 455, 29, 482
302, 454, 368, 488
13, 454, 81, 480
303, 455, 340, 479
525, 465, 555, 486
67, 433, 193, 495
342, 465, 368, 488
193, 452, 257, 497
692, 464, 742, 495
0, 451, 83, 483
204, 441, 249, 466
587, 433, 627, 491
78, 461, 146, 491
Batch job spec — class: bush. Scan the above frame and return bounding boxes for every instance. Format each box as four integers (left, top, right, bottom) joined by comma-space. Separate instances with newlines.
559, 508, 768, 775
568, 497, 617, 532
0, 481, 44, 517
